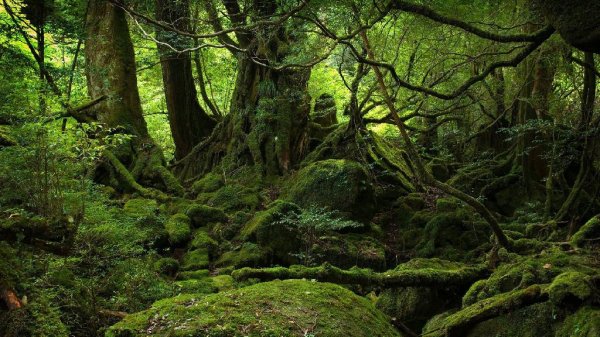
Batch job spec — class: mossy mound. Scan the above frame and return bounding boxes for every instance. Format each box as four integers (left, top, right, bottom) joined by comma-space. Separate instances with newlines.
556, 306, 600, 337
462, 248, 598, 306
189, 228, 218, 252
185, 204, 227, 228
284, 159, 375, 222
106, 279, 402, 337
180, 248, 209, 271
164, 213, 191, 246
571, 215, 600, 249
311, 234, 386, 270
214, 242, 265, 269
190, 172, 224, 195
197, 184, 262, 213
123, 198, 159, 218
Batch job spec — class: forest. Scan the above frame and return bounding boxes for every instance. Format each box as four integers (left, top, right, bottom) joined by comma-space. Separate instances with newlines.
0, 0, 599, 336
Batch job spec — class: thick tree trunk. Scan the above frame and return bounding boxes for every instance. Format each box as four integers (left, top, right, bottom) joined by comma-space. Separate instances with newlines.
85, 0, 182, 195
155, 0, 216, 160
228, 56, 311, 176
85, 0, 149, 139
175, 0, 311, 179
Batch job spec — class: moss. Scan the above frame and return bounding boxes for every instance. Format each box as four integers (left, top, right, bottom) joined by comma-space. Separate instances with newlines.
557, 306, 600, 337
199, 184, 262, 212
415, 209, 489, 261
435, 197, 461, 212
311, 234, 386, 270
185, 204, 227, 228
123, 198, 158, 218
181, 248, 210, 271
462, 247, 598, 306
189, 229, 218, 252
153, 258, 179, 276
571, 216, 600, 249
240, 200, 300, 239
177, 269, 210, 280
211, 275, 235, 291
548, 272, 594, 307
191, 172, 224, 195
106, 279, 402, 337
284, 159, 376, 222
215, 243, 265, 269
463, 302, 558, 337
164, 213, 192, 246
174, 278, 217, 295
423, 285, 547, 337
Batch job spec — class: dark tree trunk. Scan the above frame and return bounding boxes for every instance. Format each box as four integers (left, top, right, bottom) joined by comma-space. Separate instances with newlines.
85, 0, 182, 195
175, 0, 311, 179
155, 0, 216, 160
85, 0, 149, 139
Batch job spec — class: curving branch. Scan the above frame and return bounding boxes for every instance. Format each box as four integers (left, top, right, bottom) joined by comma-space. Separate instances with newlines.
390, 0, 555, 43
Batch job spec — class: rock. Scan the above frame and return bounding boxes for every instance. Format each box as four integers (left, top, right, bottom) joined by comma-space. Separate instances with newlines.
164, 213, 191, 247
106, 280, 402, 337
285, 159, 376, 221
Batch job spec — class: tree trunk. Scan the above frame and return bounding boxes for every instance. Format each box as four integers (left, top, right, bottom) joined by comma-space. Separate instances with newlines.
85, 0, 149, 139
85, 0, 182, 195
175, 0, 311, 179
155, 0, 216, 160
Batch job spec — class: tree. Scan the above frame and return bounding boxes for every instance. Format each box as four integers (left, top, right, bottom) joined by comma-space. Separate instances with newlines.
175, 0, 312, 179
155, 0, 216, 160
85, 0, 182, 195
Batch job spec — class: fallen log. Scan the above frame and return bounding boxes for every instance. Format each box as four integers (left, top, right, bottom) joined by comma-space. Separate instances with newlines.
231, 262, 488, 288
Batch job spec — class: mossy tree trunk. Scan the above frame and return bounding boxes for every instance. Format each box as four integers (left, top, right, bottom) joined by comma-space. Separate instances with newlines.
155, 0, 216, 160
85, 0, 182, 195
175, 0, 311, 179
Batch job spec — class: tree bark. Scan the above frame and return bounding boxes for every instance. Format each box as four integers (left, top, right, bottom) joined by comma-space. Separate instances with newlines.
85, 0, 182, 195
85, 0, 149, 139
175, 0, 311, 179
155, 0, 216, 160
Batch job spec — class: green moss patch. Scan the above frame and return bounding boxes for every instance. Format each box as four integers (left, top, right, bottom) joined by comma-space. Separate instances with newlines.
106, 279, 402, 337
164, 213, 192, 246
284, 159, 376, 222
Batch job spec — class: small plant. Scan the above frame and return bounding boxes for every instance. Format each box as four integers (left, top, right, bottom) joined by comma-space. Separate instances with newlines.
275, 206, 362, 266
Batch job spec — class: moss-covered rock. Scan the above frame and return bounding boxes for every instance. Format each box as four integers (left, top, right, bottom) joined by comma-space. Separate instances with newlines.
189, 228, 218, 252
415, 208, 489, 261
376, 259, 474, 332
153, 257, 179, 277
462, 248, 598, 306
173, 278, 216, 295
123, 198, 158, 218
548, 271, 594, 307
284, 159, 376, 222
106, 279, 402, 337
198, 184, 262, 212
190, 172, 224, 195
180, 248, 209, 271
214, 243, 265, 269
571, 216, 600, 249
185, 204, 227, 228
556, 306, 600, 337
164, 213, 191, 246
311, 234, 386, 270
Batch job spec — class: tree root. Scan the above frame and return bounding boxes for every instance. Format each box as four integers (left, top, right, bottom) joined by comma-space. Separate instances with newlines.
423, 285, 549, 337
231, 262, 489, 288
